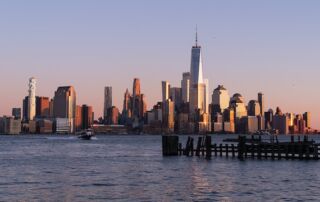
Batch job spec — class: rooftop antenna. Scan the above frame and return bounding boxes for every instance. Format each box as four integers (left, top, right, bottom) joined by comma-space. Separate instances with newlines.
195, 25, 198, 47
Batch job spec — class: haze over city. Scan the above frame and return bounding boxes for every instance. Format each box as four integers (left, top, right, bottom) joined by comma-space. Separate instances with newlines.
0, 0, 319, 129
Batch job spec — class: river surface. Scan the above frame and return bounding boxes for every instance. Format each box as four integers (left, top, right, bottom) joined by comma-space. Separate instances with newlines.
1, 134, 320, 201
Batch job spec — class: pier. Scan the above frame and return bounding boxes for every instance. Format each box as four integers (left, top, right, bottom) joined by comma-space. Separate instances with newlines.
162, 135, 320, 160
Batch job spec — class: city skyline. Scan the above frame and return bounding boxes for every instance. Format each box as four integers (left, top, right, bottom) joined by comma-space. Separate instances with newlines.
0, 1, 319, 129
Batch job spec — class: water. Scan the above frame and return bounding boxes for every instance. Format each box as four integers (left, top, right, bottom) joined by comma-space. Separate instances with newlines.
1, 135, 320, 201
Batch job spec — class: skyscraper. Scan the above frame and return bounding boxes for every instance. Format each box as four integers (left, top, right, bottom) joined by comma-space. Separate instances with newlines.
303, 112, 311, 128
212, 85, 230, 114
169, 87, 182, 108
133, 78, 141, 98
122, 89, 132, 121
104, 86, 112, 120
248, 100, 261, 116
53, 86, 76, 133
81, 105, 93, 129
12, 108, 21, 120
181, 72, 190, 103
36, 96, 50, 118
28, 77, 36, 121
189, 30, 208, 116
190, 31, 203, 85
258, 92, 264, 116
22, 96, 29, 121
161, 81, 170, 103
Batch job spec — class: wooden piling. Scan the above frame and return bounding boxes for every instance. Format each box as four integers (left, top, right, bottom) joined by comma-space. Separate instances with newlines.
162, 135, 179, 156
205, 136, 212, 159
214, 144, 217, 156
238, 136, 246, 159
231, 144, 235, 157
190, 138, 194, 156
226, 144, 229, 157
277, 144, 281, 159
196, 137, 202, 157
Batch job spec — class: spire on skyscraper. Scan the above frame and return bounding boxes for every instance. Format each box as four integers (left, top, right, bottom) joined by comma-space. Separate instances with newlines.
195, 25, 198, 47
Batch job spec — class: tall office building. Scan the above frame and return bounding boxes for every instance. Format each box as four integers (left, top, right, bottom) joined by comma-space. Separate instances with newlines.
303, 112, 311, 128
36, 96, 50, 118
212, 85, 230, 114
53, 86, 76, 133
22, 96, 29, 121
132, 78, 141, 118
169, 87, 182, 108
28, 77, 36, 121
248, 100, 261, 116
230, 93, 248, 119
181, 72, 191, 103
104, 86, 112, 120
162, 81, 170, 103
12, 108, 21, 120
189, 30, 208, 116
162, 99, 175, 133
122, 89, 132, 120
81, 105, 93, 129
204, 79, 209, 114
107, 106, 120, 125
258, 92, 264, 116
75, 105, 82, 132
133, 78, 141, 98
190, 31, 203, 85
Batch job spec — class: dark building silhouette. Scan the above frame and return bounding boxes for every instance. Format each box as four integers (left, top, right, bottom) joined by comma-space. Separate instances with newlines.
81, 105, 93, 129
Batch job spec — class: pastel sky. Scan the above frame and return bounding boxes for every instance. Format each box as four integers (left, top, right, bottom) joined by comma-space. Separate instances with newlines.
0, 0, 319, 129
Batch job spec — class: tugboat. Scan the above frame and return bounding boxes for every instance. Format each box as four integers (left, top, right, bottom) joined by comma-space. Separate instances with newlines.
78, 129, 94, 140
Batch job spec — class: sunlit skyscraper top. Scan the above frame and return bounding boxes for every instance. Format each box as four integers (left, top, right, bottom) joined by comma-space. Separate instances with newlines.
190, 28, 203, 85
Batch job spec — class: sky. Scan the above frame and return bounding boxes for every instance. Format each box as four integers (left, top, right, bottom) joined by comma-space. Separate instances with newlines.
0, 0, 319, 129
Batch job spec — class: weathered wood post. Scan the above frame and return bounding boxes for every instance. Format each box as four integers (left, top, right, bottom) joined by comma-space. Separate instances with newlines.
190, 138, 194, 156
178, 143, 182, 155
219, 144, 223, 156
251, 142, 254, 158
184, 137, 191, 156
226, 144, 229, 157
291, 143, 295, 159
257, 143, 262, 159
231, 144, 235, 157
285, 144, 289, 159
306, 144, 310, 160
162, 135, 179, 156
271, 144, 275, 159
201, 137, 205, 156
238, 136, 246, 159
277, 144, 281, 159
298, 142, 303, 159
196, 137, 202, 156
205, 135, 212, 160
264, 144, 268, 159
314, 144, 319, 159
214, 144, 217, 156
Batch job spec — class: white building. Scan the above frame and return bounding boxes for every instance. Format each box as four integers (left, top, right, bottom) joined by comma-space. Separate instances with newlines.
28, 77, 36, 121
181, 72, 190, 103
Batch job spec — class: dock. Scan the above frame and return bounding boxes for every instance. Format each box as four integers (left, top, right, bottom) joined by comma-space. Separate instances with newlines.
162, 135, 320, 160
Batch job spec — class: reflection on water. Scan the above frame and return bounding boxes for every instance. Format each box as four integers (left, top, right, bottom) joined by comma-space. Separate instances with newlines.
0, 134, 320, 201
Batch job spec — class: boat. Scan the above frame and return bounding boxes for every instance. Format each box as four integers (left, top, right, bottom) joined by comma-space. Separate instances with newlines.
78, 129, 94, 140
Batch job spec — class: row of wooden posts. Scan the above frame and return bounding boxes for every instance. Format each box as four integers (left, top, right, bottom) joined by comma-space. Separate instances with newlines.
162, 135, 320, 160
